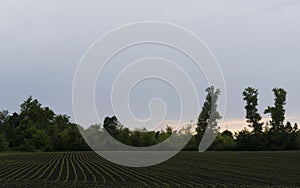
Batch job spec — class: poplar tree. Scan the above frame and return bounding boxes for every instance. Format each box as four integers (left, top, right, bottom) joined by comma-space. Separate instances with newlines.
243, 87, 263, 134
264, 88, 287, 133
196, 86, 221, 141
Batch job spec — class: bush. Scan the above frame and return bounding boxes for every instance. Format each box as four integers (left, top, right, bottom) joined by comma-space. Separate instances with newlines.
18, 141, 36, 152
0, 134, 9, 151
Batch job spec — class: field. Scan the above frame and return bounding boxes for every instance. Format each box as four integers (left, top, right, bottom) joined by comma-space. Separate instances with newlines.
0, 151, 299, 187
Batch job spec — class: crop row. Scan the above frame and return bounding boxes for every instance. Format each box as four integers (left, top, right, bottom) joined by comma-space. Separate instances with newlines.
0, 151, 299, 187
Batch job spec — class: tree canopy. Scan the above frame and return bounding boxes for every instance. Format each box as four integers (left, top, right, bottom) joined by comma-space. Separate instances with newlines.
0, 97, 89, 152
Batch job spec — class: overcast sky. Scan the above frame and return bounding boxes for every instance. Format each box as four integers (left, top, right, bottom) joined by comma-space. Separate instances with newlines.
1, 0, 300, 131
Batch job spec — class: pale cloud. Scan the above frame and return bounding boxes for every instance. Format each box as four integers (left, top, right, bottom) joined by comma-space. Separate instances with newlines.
0, 0, 299, 127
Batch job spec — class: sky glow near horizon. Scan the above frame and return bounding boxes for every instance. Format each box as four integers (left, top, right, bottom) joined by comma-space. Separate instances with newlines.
1, 0, 300, 131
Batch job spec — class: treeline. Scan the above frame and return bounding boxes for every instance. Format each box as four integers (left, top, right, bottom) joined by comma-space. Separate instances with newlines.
83, 86, 300, 151
82, 116, 197, 151
0, 96, 189, 152
0, 86, 300, 152
81, 86, 221, 151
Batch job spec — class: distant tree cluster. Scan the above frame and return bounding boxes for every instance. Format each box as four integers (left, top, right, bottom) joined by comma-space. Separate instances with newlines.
1, 86, 300, 152
80, 86, 222, 151
189, 87, 300, 151
234, 87, 300, 151
0, 97, 90, 152
84, 116, 181, 149
179, 86, 299, 151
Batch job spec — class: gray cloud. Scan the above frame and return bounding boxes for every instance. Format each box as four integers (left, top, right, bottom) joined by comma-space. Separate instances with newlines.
1, 0, 300, 129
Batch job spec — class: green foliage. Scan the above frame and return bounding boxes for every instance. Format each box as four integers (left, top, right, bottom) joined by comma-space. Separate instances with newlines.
292, 132, 300, 150
243, 87, 263, 133
196, 86, 221, 142
0, 133, 9, 151
103, 116, 121, 136
84, 116, 175, 148
0, 86, 300, 152
209, 130, 235, 151
0, 96, 89, 152
0, 110, 9, 124
0, 110, 9, 151
236, 87, 300, 151
264, 88, 287, 133
235, 128, 266, 151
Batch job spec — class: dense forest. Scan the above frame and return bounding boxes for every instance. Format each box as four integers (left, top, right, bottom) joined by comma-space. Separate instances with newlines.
0, 86, 300, 152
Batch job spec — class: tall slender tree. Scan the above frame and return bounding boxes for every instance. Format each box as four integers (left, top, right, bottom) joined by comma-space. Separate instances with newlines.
243, 87, 263, 134
264, 88, 287, 133
196, 86, 221, 142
